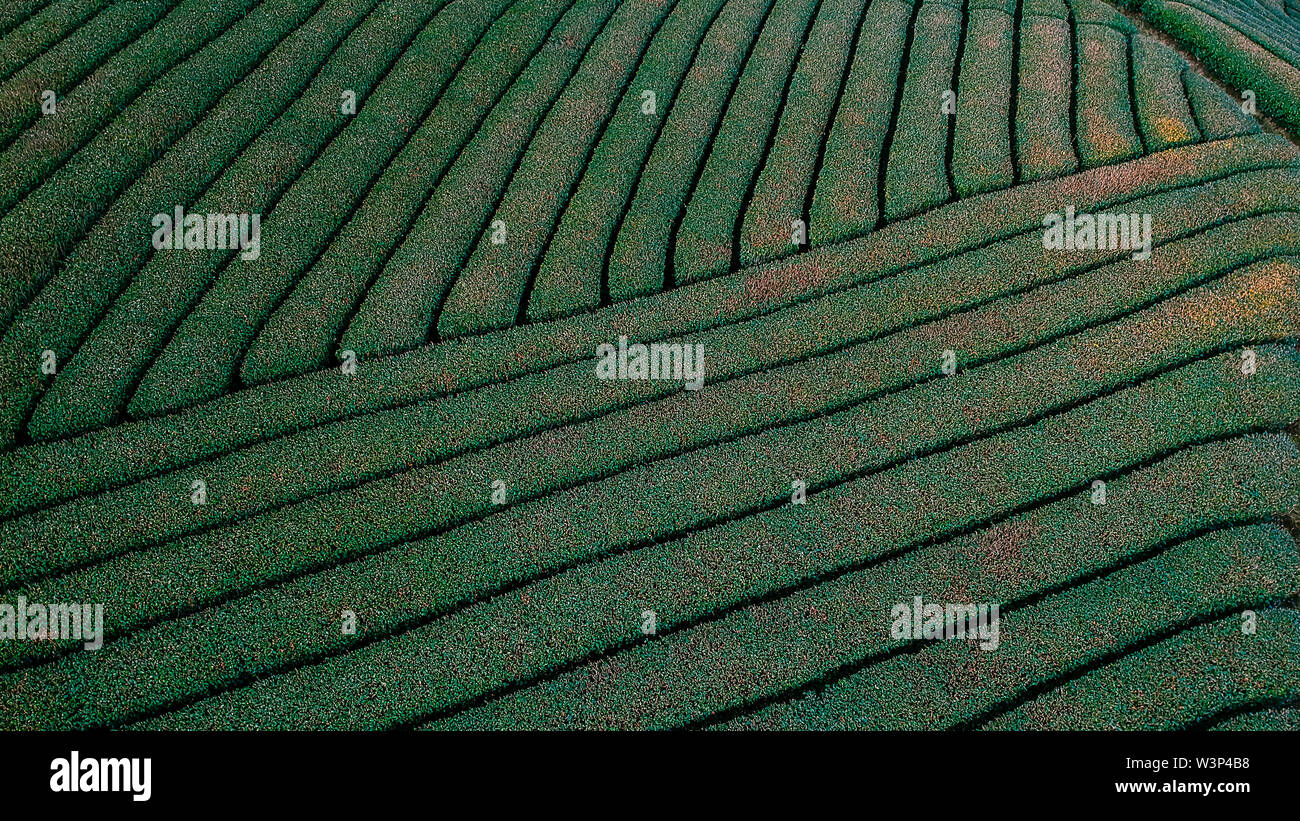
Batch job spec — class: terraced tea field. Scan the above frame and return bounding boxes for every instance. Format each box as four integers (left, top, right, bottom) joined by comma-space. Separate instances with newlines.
0, 0, 1297, 731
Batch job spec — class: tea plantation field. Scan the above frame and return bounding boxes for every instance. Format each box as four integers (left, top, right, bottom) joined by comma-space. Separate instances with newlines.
0, 0, 1297, 730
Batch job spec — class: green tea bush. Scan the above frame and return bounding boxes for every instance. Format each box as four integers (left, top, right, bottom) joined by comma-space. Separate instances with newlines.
0, 0, 181, 147
127, 0, 541, 418
0, 0, 253, 213
671, 0, 820, 284
7, 174, 1295, 601
737, 0, 865, 268
1016, 11, 1079, 180
602, 0, 774, 300
18, 0, 415, 444
136, 340, 1300, 728
1142, 0, 1300, 133
10, 432, 1291, 729
1130, 36, 1200, 150
953, 1, 1015, 195
882, 0, 962, 220
523, 0, 728, 322
1182, 64, 1259, 138
729, 526, 1298, 729
241, 0, 577, 384
0, 0, 108, 84
1074, 24, 1143, 168
987, 608, 1300, 729
337, 0, 619, 357
0, 0, 326, 332
433, 0, 677, 336
0, 1, 55, 41
808, 0, 912, 244
0, 134, 1290, 518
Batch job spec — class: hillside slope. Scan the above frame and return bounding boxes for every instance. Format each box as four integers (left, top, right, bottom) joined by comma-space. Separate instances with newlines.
0, 0, 1296, 730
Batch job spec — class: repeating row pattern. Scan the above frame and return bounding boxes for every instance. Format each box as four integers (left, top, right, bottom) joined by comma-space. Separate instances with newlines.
0, 0, 1270, 441
1130, 0, 1300, 132
0, 0, 1295, 729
